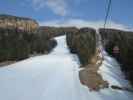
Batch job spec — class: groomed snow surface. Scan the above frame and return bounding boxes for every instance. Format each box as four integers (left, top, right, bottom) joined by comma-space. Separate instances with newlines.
0, 35, 132, 100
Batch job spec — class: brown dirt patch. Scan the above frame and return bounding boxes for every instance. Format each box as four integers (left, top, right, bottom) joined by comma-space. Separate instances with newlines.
79, 48, 109, 91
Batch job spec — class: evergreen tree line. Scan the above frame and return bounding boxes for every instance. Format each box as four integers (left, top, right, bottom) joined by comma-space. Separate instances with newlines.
0, 28, 57, 62
66, 28, 96, 66
99, 28, 133, 85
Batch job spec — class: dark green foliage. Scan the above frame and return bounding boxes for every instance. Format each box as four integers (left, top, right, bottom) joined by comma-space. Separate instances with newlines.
38, 26, 79, 39
46, 39, 57, 52
0, 28, 30, 61
66, 32, 77, 53
0, 28, 57, 62
66, 27, 96, 65
99, 28, 133, 85
32, 31, 57, 54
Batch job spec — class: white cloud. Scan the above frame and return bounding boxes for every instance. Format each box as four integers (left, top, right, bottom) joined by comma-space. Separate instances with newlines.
39, 19, 132, 31
32, 0, 45, 10
46, 0, 67, 16
31, 0, 67, 16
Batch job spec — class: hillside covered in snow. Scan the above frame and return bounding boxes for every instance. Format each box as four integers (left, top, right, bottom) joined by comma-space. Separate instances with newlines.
0, 36, 132, 100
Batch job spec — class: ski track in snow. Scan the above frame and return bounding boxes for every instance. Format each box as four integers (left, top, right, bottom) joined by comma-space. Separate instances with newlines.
0, 35, 132, 100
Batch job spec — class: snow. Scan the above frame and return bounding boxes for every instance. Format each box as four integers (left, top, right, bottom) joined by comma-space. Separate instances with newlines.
0, 35, 132, 100
99, 51, 130, 87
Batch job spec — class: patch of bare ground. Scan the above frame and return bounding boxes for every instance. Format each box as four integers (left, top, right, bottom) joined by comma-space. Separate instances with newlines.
0, 61, 16, 67
79, 49, 109, 91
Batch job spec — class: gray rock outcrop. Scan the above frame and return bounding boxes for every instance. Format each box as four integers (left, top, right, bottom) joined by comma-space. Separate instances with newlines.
0, 14, 39, 32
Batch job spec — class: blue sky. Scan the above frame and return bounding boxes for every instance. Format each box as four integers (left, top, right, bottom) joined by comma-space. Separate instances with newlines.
0, 0, 133, 29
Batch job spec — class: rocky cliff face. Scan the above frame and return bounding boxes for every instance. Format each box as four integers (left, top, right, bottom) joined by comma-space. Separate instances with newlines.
0, 14, 39, 32
99, 28, 133, 85
66, 27, 97, 65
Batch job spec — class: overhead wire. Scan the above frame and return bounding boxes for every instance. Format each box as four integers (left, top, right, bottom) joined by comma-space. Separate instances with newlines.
104, 0, 112, 28
98, 0, 112, 60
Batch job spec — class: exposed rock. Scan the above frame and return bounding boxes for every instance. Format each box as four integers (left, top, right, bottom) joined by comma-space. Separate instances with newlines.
111, 85, 133, 92
0, 14, 39, 33
99, 28, 133, 85
66, 27, 96, 65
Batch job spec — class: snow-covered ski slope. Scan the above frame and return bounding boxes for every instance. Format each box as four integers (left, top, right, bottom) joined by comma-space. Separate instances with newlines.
0, 35, 132, 100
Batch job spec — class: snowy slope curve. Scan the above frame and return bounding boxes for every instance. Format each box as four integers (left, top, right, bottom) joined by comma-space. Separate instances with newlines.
0, 35, 132, 100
